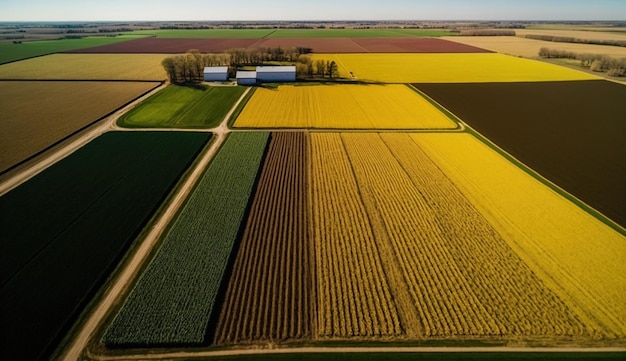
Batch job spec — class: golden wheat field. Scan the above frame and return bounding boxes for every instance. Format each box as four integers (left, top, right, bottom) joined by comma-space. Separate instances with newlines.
414, 133, 626, 338
308, 132, 625, 339
0, 54, 168, 80
234, 84, 456, 129
311, 53, 599, 83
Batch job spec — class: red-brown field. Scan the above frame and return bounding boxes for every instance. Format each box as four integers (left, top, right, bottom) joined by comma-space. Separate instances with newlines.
414, 80, 626, 228
68, 37, 490, 54
214, 132, 314, 345
67, 37, 260, 53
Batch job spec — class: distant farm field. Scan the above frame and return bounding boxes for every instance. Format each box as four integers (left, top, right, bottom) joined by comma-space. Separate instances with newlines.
0, 131, 211, 361
0, 35, 140, 64
118, 84, 245, 128
267, 28, 453, 38
444, 36, 626, 58
234, 84, 456, 129
123, 28, 452, 39
71, 37, 487, 54
0, 54, 168, 80
414, 80, 626, 228
311, 53, 599, 82
104, 132, 268, 346
0, 80, 160, 173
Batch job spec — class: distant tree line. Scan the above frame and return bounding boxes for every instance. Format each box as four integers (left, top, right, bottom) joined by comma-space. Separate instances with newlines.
162, 48, 339, 84
527, 34, 626, 48
539, 47, 626, 77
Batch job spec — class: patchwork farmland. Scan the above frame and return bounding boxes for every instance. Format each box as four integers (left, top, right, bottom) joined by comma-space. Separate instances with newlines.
1, 23, 624, 361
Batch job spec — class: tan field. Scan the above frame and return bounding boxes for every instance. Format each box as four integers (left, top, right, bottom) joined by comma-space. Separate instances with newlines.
445, 36, 626, 58
516, 28, 626, 42
0, 81, 159, 172
0, 54, 168, 80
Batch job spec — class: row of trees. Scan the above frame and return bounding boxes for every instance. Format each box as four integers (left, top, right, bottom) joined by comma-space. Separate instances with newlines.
528, 34, 626, 48
538, 47, 626, 77
162, 48, 339, 83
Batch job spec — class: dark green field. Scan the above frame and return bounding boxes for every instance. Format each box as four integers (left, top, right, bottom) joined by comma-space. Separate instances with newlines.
414, 80, 626, 229
0, 131, 210, 361
118, 85, 245, 129
0, 35, 139, 64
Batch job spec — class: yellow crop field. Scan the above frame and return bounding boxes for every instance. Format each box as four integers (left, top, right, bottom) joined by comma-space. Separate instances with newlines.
414, 133, 626, 338
308, 132, 613, 339
311, 53, 599, 83
0, 54, 167, 80
234, 84, 455, 129
308, 133, 403, 337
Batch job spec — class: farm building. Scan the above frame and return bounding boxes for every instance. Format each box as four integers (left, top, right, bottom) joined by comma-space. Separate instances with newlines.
203, 66, 229, 82
236, 71, 257, 85
256, 66, 296, 82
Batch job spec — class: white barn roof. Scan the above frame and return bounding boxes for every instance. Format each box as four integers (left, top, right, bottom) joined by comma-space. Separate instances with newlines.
204, 66, 228, 73
256, 66, 296, 73
237, 71, 257, 79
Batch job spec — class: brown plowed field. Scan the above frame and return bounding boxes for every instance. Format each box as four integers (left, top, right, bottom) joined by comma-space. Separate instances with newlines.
414, 80, 626, 228
214, 132, 314, 345
67, 37, 260, 53
68, 37, 490, 54
351, 37, 491, 53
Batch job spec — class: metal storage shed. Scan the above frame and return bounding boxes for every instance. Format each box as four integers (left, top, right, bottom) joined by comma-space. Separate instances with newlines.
256, 66, 296, 82
236, 71, 257, 85
203, 66, 229, 82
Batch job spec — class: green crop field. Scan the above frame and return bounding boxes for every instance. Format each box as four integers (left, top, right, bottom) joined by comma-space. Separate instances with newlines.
118, 84, 245, 128
0, 131, 211, 361
0, 35, 141, 64
267, 28, 453, 38
103, 132, 269, 346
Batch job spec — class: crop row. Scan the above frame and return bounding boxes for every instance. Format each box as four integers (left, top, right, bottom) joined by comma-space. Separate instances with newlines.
214, 132, 313, 344
339, 133, 590, 337
0, 131, 210, 361
102, 132, 269, 346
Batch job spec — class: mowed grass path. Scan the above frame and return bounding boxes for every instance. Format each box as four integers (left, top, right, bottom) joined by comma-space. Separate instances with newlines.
0, 35, 141, 64
312, 53, 599, 82
234, 84, 455, 129
119, 85, 245, 128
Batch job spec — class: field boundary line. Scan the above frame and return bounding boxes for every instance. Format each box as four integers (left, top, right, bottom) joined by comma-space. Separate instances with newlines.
0, 82, 167, 196
86, 346, 626, 360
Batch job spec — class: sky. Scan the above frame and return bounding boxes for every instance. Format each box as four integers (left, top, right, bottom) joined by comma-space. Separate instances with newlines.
1, 0, 625, 22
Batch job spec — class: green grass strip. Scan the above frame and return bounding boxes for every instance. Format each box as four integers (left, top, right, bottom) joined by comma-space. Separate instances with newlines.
118, 84, 245, 129
0, 35, 140, 64
103, 132, 270, 346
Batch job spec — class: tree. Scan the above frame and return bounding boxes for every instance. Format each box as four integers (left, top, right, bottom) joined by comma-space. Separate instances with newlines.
161, 57, 178, 83
328, 61, 338, 79
315, 60, 326, 77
